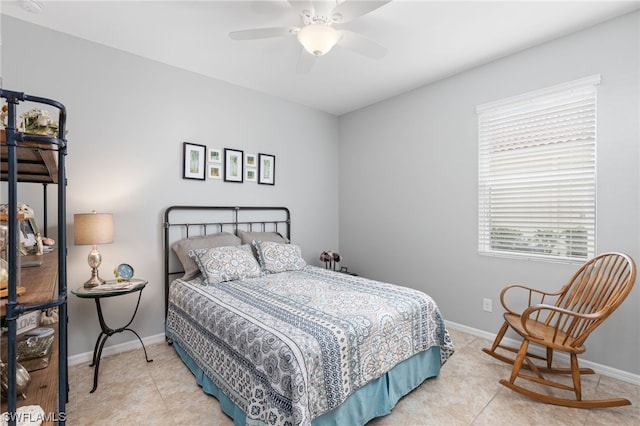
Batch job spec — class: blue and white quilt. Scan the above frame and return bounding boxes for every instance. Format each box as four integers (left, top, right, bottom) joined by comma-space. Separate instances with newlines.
166, 266, 454, 426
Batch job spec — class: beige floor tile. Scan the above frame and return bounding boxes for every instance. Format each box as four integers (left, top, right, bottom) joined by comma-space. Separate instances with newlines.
448, 328, 477, 349
63, 330, 639, 426
473, 386, 589, 426
72, 380, 172, 425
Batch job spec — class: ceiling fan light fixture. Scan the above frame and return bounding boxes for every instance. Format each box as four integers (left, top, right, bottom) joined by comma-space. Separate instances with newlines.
297, 25, 340, 56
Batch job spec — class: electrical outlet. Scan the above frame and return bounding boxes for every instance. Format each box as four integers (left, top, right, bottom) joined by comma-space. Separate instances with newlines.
483, 298, 493, 312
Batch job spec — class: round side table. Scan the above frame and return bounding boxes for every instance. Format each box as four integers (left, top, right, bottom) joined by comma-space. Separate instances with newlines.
72, 279, 152, 393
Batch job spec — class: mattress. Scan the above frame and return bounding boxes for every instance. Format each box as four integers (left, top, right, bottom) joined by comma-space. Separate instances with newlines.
166, 266, 454, 426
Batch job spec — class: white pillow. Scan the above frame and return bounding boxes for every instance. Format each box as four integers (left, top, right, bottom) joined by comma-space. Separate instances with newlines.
255, 240, 306, 273
189, 244, 261, 285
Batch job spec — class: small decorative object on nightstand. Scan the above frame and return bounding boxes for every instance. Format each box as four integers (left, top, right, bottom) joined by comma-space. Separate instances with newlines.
71, 278, 152, 393
320, 250, 341, 271
113, 263, 134, 282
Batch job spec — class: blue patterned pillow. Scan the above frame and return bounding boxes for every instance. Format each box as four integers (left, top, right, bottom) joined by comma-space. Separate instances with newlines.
189, 244, 261, 285
255, 240, 306, 273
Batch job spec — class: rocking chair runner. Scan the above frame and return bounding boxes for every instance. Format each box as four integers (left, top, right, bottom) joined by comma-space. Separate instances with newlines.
483, 252, 637, 408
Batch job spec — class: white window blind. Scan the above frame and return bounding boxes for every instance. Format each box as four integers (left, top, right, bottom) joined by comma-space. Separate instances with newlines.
477, 75, 600, 262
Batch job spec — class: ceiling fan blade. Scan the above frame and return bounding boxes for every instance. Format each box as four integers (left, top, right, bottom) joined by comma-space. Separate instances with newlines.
229, 27, 296, 40
338, 30, 387, 59
330, 0, 391, 23
296, 49, 316, 74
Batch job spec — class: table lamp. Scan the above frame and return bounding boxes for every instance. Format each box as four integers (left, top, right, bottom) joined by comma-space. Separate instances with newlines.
74, 211, 113, 288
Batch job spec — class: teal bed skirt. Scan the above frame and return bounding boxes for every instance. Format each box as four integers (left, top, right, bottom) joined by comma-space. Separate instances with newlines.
173, 341, 442, 426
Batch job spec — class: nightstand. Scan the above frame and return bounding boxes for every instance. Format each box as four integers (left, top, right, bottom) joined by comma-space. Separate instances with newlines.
337, 266, 358, 276
71, 279, 153, 393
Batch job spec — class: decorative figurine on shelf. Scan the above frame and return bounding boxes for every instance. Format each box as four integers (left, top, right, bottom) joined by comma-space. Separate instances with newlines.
35, 232, 44, 256
1, 202, 40, 255
19, 108, 61, 137
0, 361, 31, 400
40, 307, 58, 325
320, 250, 342, 271
0, 258, 7, 291
0, 224, 6, 262
0, 202, 35, 220
0, 104, 7, 129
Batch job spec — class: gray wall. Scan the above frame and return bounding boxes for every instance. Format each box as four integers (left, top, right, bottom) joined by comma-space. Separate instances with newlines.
2, 11, 639, 377
339, 11, 640, 375
1, 16, 340, 357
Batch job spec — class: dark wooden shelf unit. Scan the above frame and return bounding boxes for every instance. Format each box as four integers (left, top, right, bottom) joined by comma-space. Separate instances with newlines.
1, 89, 68, 426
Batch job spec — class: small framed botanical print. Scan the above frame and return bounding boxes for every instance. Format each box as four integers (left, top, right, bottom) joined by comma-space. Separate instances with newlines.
246, 168, 257, 182
208, 164, 222, 179
258, 153, 275, 185
183, 142, 206, 180
245, 154, 257, 167
209, 148, 222, 163
224, 148, 244, 183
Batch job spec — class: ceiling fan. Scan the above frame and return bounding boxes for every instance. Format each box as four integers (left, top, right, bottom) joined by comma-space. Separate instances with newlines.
229, 0, 391, 73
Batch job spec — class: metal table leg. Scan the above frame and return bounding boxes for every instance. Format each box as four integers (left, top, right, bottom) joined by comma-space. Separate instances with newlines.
88, 289, 153, 393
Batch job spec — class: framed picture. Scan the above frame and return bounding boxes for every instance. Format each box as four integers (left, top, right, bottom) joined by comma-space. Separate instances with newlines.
246, 168, 257, 182
183, 142, 206, 180
209, 148, 222, 163
258, 153, 275, 185
245, 154, 257, 167
19, 217, 39, 251
208, 164, 222, 179
224, 148, 244, 183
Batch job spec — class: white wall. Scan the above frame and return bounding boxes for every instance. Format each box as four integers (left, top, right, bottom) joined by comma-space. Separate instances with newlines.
339, 11, 640, 374
1, 16, 340, 357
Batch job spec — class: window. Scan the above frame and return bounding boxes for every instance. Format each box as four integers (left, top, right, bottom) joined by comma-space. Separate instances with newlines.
477, 75, 600, 262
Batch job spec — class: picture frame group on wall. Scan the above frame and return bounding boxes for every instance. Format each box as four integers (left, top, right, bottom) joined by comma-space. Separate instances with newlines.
182, 142, 275, 185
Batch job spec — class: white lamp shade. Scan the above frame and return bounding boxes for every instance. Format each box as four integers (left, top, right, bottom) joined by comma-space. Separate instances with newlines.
74, 212, 114, 245
297, 25, 340, 56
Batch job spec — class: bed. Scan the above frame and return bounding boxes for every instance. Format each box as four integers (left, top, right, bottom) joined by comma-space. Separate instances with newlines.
163, 206, 454, 426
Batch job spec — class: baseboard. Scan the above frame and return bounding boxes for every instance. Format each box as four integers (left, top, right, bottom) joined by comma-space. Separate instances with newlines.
67, 332, 167, 366
445, 320, 640, 386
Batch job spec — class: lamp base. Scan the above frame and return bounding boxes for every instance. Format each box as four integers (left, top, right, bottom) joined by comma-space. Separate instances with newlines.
83, 268, 105, 288
84, 247, 105, 288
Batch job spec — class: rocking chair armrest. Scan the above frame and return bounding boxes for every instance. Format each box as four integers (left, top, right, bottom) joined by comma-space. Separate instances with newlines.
500, 284, 564, 315
520, 303, 600, 340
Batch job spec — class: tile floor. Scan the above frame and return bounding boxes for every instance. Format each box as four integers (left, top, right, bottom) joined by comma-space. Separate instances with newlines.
65, 329, 640, 425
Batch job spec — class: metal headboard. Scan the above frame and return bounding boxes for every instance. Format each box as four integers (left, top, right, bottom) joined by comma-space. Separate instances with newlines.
163, 205, 291, 317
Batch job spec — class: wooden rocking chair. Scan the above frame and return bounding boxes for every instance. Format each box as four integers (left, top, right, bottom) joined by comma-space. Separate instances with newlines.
482, 252, 636, 408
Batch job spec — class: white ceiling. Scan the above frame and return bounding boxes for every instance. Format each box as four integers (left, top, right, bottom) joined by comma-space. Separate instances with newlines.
2, 0, 639, 115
